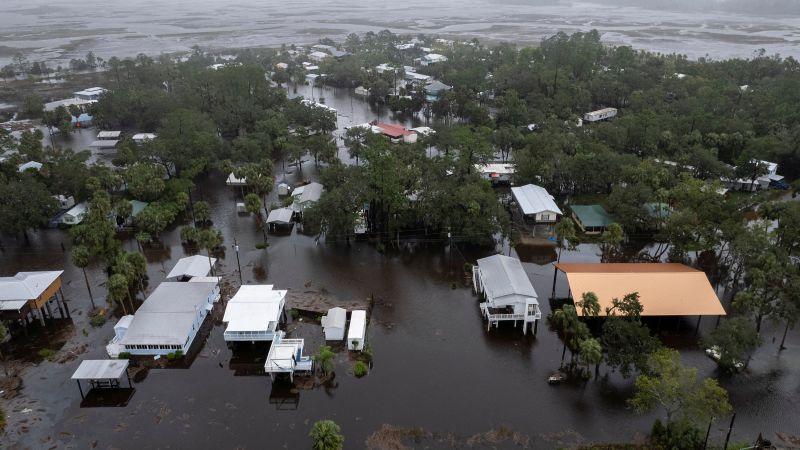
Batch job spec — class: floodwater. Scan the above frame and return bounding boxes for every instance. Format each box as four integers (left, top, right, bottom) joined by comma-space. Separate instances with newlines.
2, 0, 800, 69
2, 93, 800, 447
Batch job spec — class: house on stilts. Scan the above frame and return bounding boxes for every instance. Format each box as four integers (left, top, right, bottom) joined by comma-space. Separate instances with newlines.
473, 255, 541, 334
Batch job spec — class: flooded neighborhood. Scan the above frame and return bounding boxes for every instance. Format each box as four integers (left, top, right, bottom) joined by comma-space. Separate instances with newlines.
1, 2, 800, 450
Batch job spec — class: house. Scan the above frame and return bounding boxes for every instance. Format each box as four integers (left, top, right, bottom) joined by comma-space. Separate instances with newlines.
354, 86, 370, 97
583, 107, 618, 122
62, 202, 89, 225
321, 307, 347, 340
419, 53, 448, 66
291, 182, 323, 213
91, 130, 121, 149
105, 315, 134, 357
97, 131, 121, 140
424, 80, 452, 101
0, 271, 68, 327
472, 255, 541, 335
275, 62, 288, 70
643, 202, 670, 229
570, 205, 617, 234
374, 122, 418, 144
53, 195, 76, 210
403, 68, 432, 84
726, 160, 784, 192
73, 87, 107, 101
226, 172, 247, 187
17, 161, 43, 172
71, 113, 93, 128
44, 97, 96, 112
312, 44, 336, 53
222, 285, 287, 342
475, 163, 515, 184
166, 255, 217, 281
267, 208, 294, 230
375, 63, 397, 74
510, 184, 562, 236
117, 200, 148, 227
347, 310, 366, 351
308, 51, 330, 63
553, 263, 726, 318
132, 133, 156, 144
115, 281, 220, 356
330, 49, 350, 60
300, 99, 338, 116
263, 332, 313, 382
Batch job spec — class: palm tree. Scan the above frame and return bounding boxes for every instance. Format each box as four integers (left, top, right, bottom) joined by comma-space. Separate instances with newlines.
71, 245, 95, 309
197, 228, 223, 276
107, 273, 130, 315
309, 419, 343, 450
552, 305, 589, 367
579, 337, 603, 378
314, 345, 336, 376
554, 217, 579, 263
576, 291, 600, 319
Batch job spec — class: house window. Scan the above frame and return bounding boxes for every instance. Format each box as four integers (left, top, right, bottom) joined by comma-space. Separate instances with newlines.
527, 304, 537, 316
540, 214, 551, 221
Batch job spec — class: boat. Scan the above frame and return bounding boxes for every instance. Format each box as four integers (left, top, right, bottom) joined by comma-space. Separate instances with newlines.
548, 372, 566, 384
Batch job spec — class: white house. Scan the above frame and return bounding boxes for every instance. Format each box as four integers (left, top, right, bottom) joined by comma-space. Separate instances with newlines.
321, 307, 347, 341
510, 184, 562, 235
97, 131, 122, 140
419, 53, 448, 66
53, 195, 76, 210
17, 161, 43, 172
354, 86, 370, 97
291, 182, 324, 213
308, 51, 330, 62
61, 202, 89, 225
267, 208, 294, 229
583, 107, 617, 122
166, 255, 217, 280
132, 133, 156, 144
115, 281, 220, 356
226, 172, 247, 187
105, 315, 134, 357
222, 285, 287, 342
726, 160, 784, 192
275, 62, 289, 70
475, 163, 515, 184
473, 255, 541, 335
74, 87, 107, 101
347, 310, 366, 351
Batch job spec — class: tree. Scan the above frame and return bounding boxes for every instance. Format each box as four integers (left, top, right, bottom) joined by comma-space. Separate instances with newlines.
70, 189, 119, 264
579, 337, 603, 377
599, 223, 624, 262
629, 348, 732, 426
551, 305, 590, 367
314, 345, 336, 376
0, 177, 58, 239
344, 126, 368, 165
701, 317, 760, 372
71, 246, 96, 309
197, 228, 223, 276
576, 291, 600, 318
309, 420, 344, 450
124, 163, 166, 201
601, 318, 660, 378
107, 273, 131, 315
554, 217, 579, 263
193, 201, 211, 225
244, 193, 262, 216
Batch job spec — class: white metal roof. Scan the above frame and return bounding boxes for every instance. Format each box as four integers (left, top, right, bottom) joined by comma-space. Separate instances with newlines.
223, 285, 286, 332
0, 271, 63, 301
97, 131, 121, 139
476, 163, 515, 175
64, 202, 89, 218
477, 255, 538, 301
18, 161, 43, 172
0, 300, 28, 311
347, 310, 366, 341
297, 182, 323, 204
119, 281, 218, 346
166, 255, 216, 279
267, 208, 294, 225
511, 184, 562, 216
132, 133, 156, 141
226, 172, 247, 186
114, 315, 134, 330
264, 341, 302, 372
322, 307, 347, 330
90, 140, 119, 148
71, 359, 129, 380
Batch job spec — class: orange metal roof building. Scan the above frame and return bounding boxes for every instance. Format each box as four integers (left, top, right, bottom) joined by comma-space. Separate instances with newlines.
554, 263, 726, 317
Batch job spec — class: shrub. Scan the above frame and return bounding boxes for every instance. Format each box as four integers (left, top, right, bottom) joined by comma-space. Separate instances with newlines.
281, 196, 295, 207
165, 350, 184, 361
90, 314, 107, 327
0, 405, 6, 434
650, 419, 703, 450
354, 361, 368, 378
309, 420, 343, 450
255, 242, 269, 250
38, 348, 56, 362
117, 352, 132, 359
290, 309, 300, 320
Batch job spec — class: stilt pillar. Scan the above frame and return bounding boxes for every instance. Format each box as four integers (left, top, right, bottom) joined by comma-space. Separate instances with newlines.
534, 319, 539, 335
59, 287, 71, 319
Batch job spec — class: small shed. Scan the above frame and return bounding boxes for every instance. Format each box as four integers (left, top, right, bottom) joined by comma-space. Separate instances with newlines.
347, 310, 366, 351
321, 307, 347, 341
62, 202, 89, 225
267, 208, 294, 229
71, 359, 131, 399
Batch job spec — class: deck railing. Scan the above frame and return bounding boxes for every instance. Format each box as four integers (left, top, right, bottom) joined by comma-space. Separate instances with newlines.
224, 330, 277, 341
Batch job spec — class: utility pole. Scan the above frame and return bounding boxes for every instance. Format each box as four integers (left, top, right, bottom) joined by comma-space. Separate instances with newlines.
723, 413, 736, 450
233, 237, 242, 283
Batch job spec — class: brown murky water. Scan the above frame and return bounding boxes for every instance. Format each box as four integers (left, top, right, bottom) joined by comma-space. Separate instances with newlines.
2, 92, 799, 448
